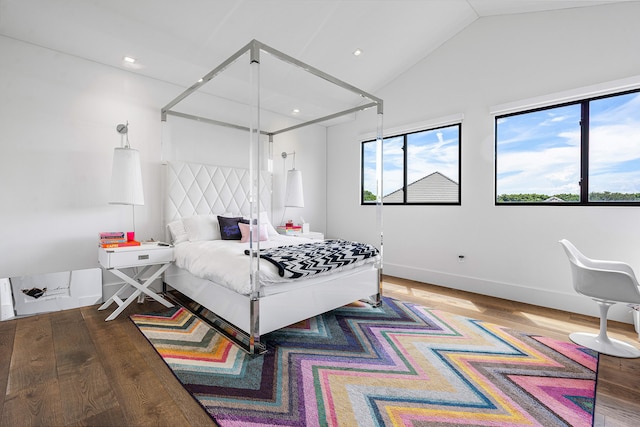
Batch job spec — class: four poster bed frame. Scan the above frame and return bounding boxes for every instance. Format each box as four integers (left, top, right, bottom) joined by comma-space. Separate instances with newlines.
160, 39, 384, 354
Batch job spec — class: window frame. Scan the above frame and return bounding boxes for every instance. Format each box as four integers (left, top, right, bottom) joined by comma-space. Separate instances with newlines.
494, 88, 640, 207
361, 123, 462, 206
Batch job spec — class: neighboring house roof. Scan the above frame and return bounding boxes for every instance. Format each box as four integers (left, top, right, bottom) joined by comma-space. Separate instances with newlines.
383, 171, 459, 203
544, 196, 564, 202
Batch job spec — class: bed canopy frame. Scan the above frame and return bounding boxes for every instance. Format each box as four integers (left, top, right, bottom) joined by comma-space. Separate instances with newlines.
160, 39, 384, 353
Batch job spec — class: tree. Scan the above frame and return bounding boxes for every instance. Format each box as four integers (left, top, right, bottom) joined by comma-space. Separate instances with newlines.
496, 193, 549, 202
363, 190, 377, 201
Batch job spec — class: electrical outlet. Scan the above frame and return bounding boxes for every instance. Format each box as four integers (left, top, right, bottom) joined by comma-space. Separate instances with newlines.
458, 255, 465, 263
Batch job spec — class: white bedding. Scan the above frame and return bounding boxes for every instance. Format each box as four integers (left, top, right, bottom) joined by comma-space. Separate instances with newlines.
173, 235, 379, 294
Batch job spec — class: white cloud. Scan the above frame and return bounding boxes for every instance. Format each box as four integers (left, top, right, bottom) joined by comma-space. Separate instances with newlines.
498, 120, 640, 195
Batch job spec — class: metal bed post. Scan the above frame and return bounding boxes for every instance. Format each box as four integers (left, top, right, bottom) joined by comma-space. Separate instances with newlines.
373, 102, 384, 306
248, 40, 264, 354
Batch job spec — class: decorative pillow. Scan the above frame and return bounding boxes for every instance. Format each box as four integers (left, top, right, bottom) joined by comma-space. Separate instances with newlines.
167, 220, 188, 244
182, 215, 221, 241
243, 211, 279, 236
217, 216, 247, 240
239, 222, 269, 243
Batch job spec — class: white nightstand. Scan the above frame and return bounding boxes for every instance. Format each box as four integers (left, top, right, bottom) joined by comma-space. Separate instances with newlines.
98, 243, 174, 321
296, 231, 324, 240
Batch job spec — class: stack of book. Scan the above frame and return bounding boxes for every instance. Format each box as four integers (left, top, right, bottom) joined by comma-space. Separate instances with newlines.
276, 225, 303, 236
99, 232, 140, 248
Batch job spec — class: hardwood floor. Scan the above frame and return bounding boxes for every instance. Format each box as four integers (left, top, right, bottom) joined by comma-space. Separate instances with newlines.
0, 276, 638, 426
0, 298, 215, 427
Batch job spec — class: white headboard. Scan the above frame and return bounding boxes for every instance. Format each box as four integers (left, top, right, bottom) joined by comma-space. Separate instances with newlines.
164, 161, 271, 224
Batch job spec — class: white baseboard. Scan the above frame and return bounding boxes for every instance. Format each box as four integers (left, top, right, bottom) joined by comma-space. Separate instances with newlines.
383, 262, 634, 325
0, 278, 15, 321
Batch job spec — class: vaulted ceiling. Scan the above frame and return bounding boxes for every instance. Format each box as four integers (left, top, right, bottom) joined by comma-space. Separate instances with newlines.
0, 0, 626, 129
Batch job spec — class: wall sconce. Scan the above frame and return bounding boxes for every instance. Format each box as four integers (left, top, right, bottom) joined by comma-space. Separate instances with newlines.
282, 151, 304, 207
110, 122, 144, 233
281, 151, 304, 224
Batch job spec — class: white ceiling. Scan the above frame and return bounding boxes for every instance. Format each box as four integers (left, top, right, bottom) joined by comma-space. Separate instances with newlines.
0, 0, 627, 129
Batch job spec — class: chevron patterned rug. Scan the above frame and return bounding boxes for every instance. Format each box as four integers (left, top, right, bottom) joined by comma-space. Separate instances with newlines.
130, 297, 597, 426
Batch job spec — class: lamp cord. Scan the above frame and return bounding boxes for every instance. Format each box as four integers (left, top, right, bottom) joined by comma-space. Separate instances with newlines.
124, 121, 130, 148
280, 207, 288, 227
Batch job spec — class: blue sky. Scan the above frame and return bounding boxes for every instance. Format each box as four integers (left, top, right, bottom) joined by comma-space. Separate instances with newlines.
363, 125, 459, 196
496, 91, 640, 196
364, 92, 640, 199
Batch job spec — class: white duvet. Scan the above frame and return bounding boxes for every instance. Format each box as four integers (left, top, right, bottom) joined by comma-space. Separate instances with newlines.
173, 235, 379, 295
173, 235, 313, 294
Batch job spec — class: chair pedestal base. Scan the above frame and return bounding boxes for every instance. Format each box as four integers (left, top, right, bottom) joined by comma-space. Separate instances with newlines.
570, 332, 640, 358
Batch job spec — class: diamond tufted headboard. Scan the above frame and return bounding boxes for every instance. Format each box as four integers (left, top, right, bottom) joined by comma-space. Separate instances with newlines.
164, 161, 271, 224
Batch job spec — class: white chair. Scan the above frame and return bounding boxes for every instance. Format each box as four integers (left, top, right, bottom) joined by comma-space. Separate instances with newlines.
559, 239, 640, 358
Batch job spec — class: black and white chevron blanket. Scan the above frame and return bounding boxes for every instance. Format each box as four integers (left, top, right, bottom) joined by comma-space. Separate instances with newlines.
244, 239, 379, 279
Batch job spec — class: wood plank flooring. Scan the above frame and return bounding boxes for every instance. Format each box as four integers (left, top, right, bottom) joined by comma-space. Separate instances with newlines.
1, 299, 214, 427
0, 275, 638, 426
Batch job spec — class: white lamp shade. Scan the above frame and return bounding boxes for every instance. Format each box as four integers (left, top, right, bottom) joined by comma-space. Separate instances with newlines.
109, 147, 144, 205
284, 169, 304, 207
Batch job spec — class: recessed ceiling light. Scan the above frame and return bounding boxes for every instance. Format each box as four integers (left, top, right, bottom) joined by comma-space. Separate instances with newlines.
292, 108, 300, 114
353, 49, 362, 57
123, 56, 136, 63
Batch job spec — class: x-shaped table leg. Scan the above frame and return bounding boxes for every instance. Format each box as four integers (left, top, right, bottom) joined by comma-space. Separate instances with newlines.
99, 263, 174, 321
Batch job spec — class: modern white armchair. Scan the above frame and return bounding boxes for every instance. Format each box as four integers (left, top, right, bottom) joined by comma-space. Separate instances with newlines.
559, 239, 640, 358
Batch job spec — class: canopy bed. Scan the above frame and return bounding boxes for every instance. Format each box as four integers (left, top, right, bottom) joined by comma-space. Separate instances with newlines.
160, 40, 384, 354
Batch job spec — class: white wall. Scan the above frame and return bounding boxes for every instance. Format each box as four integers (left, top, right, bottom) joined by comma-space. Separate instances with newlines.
327, 2, 640, 323
0, 36, 327, 296
271, 126, 327, 233
0, 36, 168, 280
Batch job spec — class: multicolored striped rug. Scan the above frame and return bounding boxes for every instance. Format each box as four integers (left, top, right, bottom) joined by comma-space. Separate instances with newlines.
130, 297, 597, 426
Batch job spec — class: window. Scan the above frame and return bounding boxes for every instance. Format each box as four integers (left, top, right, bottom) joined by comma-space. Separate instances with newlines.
495, 89, 640, 205
361, 123, 461, 205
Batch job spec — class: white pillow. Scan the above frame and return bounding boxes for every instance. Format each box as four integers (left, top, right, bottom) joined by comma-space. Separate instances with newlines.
244, 211, 279, 236
261, 212, 280, 237
167, 220, 188, 244
182, 215, 221, 241
239, 222, 269, 243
